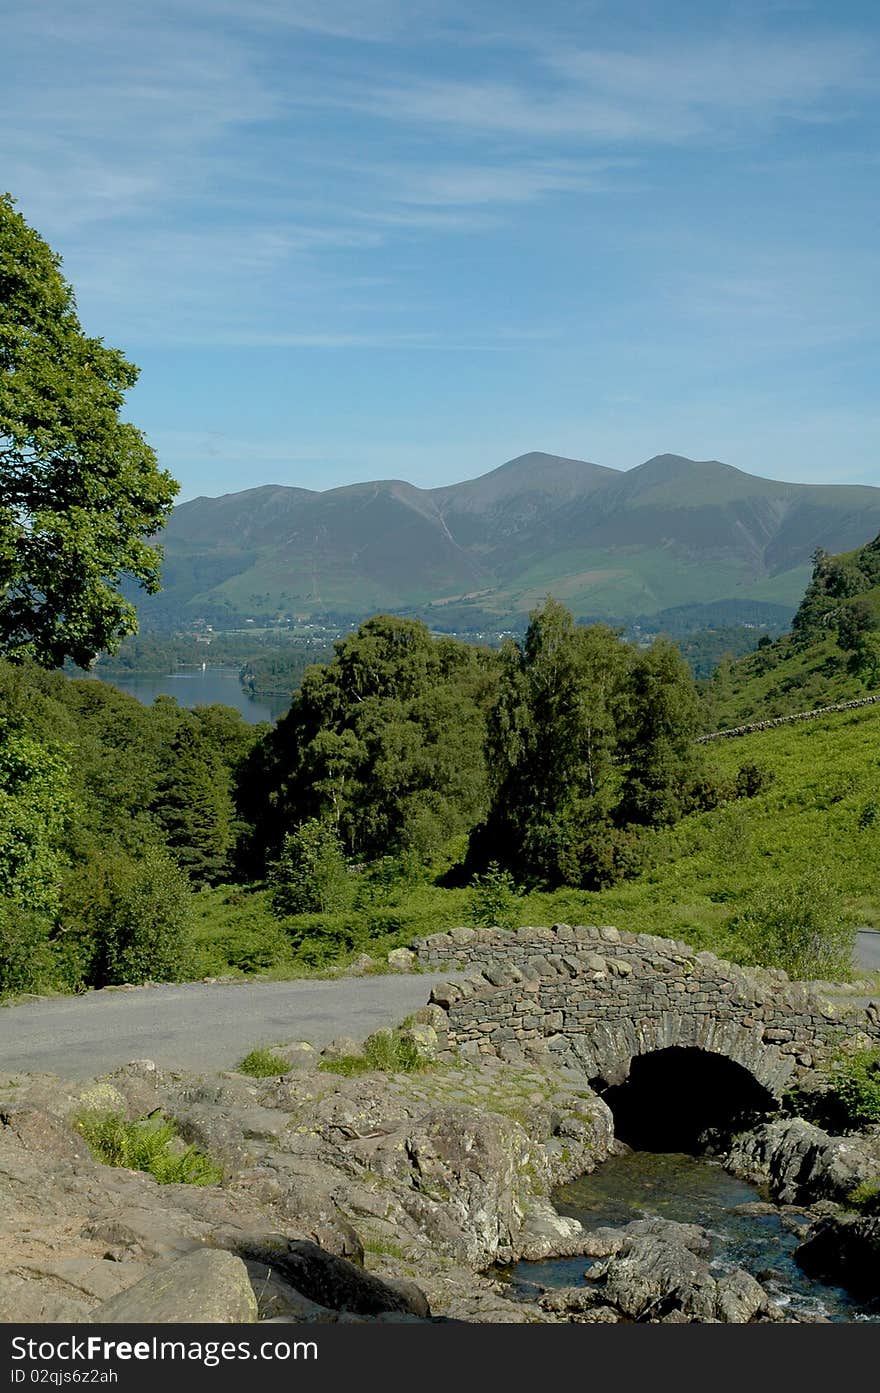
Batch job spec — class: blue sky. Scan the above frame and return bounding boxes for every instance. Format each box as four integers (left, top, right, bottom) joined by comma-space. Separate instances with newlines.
4, 0, 879, 499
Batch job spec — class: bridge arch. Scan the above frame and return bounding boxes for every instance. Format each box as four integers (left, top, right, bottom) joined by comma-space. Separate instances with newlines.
589, 1046, 776, 1151
421, 922, 880, 1117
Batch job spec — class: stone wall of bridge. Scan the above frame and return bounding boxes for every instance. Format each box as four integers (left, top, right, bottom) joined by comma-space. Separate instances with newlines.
412, 923, 880, 1097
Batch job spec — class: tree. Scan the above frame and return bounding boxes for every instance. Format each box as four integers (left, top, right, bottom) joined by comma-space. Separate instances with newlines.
480, 600, 629, 885
0, 726, 71, 914
269, 818, 351, 916
246, 616, 494, 865
153, 724, 234, 883
0, 194, 178, 667
60, 845, 192, 987
616, 638, 702, 827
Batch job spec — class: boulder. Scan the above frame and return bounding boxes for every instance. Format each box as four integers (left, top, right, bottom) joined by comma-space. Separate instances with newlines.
93, 1248, 258, 1323
397, 1024, 438, 1060
350, 1104, 542, 1265
795, 1214, 880, 1300
728, 1119, 880, 1205
387, 948, 416, 972
585, 1228, 780, 1323
321, 1036, 364, 1060
235, 1238, 429, 1317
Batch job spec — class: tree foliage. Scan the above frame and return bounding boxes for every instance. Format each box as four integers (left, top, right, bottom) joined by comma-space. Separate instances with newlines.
0, 194, 178, 667
474, 600, 704, 887
243, 616, 495, 866
616, 638, 702, 827
480, 601, 629, 885
0, 726, 71, 914
731, 870, 856, 981
269, 817, 351, 917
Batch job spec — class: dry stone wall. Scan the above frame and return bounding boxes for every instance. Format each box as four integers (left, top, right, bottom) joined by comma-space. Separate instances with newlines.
412, 924, 880, 1098
698, 693, 880, 742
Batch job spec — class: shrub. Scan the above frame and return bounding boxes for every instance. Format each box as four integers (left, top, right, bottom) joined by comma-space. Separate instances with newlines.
468, 861, 522, 929
353, 852, 422, 911
827, 1048, 880, 1128
75, 1109, 222, 1185
734, 762, 775, 799
730, 871, 856, 981
286, 911, 368, 967
0, 896, 56, 997
269, 819, 352, 916
684, 773, 734, 814
858, 800, 878, 831
237, 1047, 290, 1078
61, 846, 193, 987
575, 822, 647, 890
214, 919, 291, 973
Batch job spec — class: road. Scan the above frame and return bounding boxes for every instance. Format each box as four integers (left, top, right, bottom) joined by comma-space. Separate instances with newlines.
855, 929, 880, 975
0, 973, 455, 1080
2, 937, 876, 1083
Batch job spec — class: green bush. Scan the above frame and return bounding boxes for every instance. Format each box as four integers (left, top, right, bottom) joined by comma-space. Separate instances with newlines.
286, 911, 367, 967
730, 871, 856, 980
75, 1109, 222, 1185
214, 919, 291, 973
734, 762, 775, 799
61, 846, 193, 987
0, 896, 57, 997
269, 819, 352, 916
827, 1048, 880, 1128
468, 861, 522, 929
237, 1047, 290, 1077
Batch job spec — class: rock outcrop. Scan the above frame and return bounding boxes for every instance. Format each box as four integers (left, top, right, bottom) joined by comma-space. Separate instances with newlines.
727, 1119, 880, 1205
539, 1218, 782, 1323
0, 1049, 614, 1325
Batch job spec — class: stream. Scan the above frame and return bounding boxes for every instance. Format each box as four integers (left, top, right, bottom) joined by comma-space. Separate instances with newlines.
503, 1150, 877, 1322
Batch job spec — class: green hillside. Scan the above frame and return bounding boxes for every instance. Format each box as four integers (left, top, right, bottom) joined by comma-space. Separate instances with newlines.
705, 533, 880, 728
551, 701, 880, 945
141, 453, 880, 629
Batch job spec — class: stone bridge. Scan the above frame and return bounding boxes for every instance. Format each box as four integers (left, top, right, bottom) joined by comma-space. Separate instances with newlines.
413, 924, 880, 1113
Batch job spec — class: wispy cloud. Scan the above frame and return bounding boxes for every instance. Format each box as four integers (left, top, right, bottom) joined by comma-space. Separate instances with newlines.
321, 31, 873, 143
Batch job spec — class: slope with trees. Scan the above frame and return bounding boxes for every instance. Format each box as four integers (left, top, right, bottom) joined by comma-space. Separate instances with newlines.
705, 532, 880, 728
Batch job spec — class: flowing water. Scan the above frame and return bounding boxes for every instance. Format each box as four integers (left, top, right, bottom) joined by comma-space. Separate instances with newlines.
504, 1150, 877, 1322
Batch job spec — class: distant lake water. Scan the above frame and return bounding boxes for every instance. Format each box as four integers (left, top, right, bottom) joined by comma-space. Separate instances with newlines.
90, 667, 288, 725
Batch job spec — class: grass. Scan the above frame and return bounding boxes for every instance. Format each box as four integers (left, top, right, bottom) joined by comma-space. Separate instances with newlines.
237, 1046, 290, 1077
319, 1029, 429, 1077
75, 1108, 223, 1185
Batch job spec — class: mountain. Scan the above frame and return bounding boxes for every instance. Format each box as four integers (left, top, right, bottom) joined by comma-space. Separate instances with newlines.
143, 452, 880, 628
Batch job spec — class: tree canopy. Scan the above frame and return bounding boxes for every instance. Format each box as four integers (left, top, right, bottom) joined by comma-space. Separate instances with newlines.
0, 193, 178, 667
242, 615, 497, 866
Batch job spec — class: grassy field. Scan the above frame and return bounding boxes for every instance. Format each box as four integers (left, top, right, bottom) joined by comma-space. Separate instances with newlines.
191, 702, 880, 980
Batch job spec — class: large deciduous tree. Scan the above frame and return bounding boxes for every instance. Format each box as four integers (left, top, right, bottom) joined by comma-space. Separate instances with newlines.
0, 193, 178, 667
241, 615, 495, 866
479, 599, 629, 885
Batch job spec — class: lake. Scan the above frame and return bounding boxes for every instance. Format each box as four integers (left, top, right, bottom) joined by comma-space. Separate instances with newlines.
91, 667, 288, 724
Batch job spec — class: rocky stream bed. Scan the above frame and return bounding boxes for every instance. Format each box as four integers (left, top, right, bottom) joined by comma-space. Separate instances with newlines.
0, 1015, 877, 1325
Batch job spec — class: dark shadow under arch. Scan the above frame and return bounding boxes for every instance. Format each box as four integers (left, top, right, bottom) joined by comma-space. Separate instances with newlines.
593, 1047, 776, 1153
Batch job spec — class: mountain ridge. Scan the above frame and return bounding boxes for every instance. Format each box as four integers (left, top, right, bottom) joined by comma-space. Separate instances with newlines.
145, 452, 880, 628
